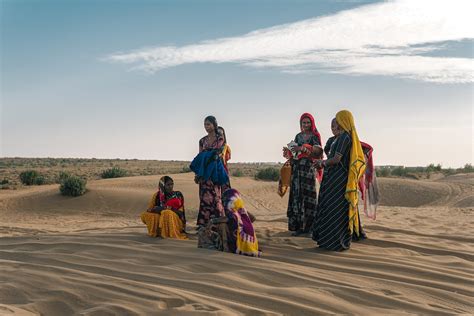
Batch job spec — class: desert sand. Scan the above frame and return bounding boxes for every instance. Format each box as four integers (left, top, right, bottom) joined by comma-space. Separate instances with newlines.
1, 173, 473, 315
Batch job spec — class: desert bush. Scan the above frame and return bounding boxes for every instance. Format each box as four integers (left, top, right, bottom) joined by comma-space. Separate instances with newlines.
232, 169, 244, 177
101, 167, 127, 179
0, 179, 9, 185
391, 166, 408, 177
56, 171, 72, 183
255, 167, 279, 181
19, 170, 45, 185
377, 168, 391, 177
461, 163, 473, 173
426, 163, 442, 173
60, 176, 87, 196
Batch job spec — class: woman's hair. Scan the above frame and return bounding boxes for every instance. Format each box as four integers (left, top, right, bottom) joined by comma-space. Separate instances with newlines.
205, 115, 219, 137
162, 176, 173, 184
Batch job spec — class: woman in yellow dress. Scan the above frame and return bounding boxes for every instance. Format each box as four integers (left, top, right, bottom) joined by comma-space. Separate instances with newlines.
140, 176, 187, 239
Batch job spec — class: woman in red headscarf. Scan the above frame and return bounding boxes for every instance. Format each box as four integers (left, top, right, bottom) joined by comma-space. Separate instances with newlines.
283, 113, 323, 236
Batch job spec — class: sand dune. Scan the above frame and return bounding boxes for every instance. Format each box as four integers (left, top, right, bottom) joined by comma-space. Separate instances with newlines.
1, 174, 473, 315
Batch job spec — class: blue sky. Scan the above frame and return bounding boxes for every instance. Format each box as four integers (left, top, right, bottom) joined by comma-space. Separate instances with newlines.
1, 0, 473, 167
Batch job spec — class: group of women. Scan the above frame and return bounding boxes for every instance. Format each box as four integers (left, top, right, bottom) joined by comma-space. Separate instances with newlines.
140, 110, 378, 254
283, 110, 378, 251
141, 115, 260, 257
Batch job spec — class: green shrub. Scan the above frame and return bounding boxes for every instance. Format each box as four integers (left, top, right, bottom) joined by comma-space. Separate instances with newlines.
57, 171, 72, 183
377, 168, 390, 177
232, 169, 244, 177
255, 167, 279, 181
19, 170, 45, 185
0, 179, 9, 185
462, 163, 473, 173
391, 166, 408, 177
426, 163, 442, 173
60, 176, 87, 196
101, 167, 127, 179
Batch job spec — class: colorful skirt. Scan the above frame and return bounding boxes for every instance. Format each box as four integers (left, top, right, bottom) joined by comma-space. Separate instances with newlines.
141, 210, 187, 239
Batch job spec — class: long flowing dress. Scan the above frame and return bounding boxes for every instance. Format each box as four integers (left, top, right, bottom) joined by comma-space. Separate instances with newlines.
197, 135, 227, 226
140, 190, 187, 239
312, 132, 365, 250
287, 132, 320, 233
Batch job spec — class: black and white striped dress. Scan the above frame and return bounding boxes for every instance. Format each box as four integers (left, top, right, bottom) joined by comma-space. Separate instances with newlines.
312, 132, 365, 250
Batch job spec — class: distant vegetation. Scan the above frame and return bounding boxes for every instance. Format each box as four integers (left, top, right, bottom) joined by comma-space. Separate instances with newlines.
181, 166, 192, 173
100, 167, 127, 179
56, 171, 72, 184
255, 167, 280, 181
232, 169, 244, 177
376, 163, 473, 179
1, 158, 472, 190
19, 170, 46, 185
59, 175, 87, 197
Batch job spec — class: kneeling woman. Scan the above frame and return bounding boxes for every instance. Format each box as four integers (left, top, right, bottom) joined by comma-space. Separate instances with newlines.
140, 176, 187, 239
198, 189, 260, 257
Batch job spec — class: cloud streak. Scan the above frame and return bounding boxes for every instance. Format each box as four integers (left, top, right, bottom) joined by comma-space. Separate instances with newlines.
106, 0, 474, 83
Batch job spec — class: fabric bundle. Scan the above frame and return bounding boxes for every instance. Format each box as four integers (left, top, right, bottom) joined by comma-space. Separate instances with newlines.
190, 150, 229, 185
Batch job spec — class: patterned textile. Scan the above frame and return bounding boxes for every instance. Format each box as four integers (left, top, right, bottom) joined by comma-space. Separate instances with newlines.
359, 142, 380, 219
197, 135, 227, 226
286, 127, 321, 233
335, 110, 366, 237
222, 189, 261, 257
222, 144, 231, 174
312, 132, 366, 250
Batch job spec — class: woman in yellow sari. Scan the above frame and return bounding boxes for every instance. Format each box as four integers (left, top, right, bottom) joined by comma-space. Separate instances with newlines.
140, 176, 187, 239
312, 110, 366, 250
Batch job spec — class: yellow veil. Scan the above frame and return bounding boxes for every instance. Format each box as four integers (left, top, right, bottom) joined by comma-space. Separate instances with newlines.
335, 110, 366, 236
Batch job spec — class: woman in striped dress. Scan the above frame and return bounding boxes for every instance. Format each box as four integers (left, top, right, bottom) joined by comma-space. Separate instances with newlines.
312, 110, 366, 250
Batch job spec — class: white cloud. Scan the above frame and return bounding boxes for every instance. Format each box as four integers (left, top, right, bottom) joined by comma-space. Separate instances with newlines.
106, 0, 474, 83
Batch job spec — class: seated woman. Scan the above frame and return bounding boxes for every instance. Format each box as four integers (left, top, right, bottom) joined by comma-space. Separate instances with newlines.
198, 188, 260, 257
140, 176, 187, 239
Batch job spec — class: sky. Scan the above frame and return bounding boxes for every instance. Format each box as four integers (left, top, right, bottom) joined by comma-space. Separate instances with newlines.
1, 0, 473, 167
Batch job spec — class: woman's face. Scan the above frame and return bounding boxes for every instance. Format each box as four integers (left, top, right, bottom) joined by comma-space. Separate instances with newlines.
218, 128, 225, 141
164, 180, 174, 193
301, 117, 312, 132
331, 118, 340, 136
204, 120, 215, 134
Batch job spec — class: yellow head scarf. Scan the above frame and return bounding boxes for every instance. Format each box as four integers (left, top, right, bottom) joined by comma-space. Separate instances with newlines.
335, 110, 366, 237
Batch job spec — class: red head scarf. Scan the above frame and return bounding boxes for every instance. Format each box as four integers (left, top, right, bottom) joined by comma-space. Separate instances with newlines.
300, 113, 322, 146
300, 113, 323, 182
